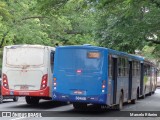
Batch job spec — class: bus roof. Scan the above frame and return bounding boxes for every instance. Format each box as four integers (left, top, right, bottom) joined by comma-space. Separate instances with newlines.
57, 45, 144, 61
56, 45, 107, 50
4, 44, 55, 50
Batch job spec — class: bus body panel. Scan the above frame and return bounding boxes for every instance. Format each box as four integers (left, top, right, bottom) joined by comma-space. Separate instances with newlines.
107, 77, 112, 105
117, 77, 129, 103
2, 45, 55, 98
53, 47, 108, 104
2, 86, 50, 97
107, 50, 143, 105
151, 67, 157, 92
53, 45, 156, 107
6, 70, 43, 90
143, 61, 157, 96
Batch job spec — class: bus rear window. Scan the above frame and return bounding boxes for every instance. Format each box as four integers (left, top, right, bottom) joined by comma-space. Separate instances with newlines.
6, 47, 44, 66
87, 52, 100, 58
58, 49, 102, 71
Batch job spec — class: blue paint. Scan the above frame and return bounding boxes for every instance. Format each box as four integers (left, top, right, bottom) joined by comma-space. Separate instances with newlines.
52, 92, 107, 104
52, 45, 144, 105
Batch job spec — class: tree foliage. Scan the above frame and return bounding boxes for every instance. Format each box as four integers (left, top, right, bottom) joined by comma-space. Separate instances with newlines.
0, 0, 159, 61
93, 0, 160, 54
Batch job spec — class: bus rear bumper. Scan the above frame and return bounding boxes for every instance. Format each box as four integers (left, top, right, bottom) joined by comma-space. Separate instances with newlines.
2, 86, 50, 97
52, 92, 107, 104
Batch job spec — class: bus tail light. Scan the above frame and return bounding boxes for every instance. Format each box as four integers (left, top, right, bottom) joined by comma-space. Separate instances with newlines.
53, 77, 57, 90
102, 85, 105, 89
102, 80, 106, 90
53, 82, 56, 86
53, 77, 56, 81
3, 74, 9, 89
40, 74, 48, 90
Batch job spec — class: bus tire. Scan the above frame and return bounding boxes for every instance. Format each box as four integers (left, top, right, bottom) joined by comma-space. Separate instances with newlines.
141, 88, 146, 99
13, 97, 18, 102
73, 103, 87, 110
32, 97, 40, 104
117, 92, 123, 111
131, 90, 139, 104
25, 96, 39, 105
0, 95, 3, 104
131, 88, 138, 104
148, 87, 152, 96
131, 99, 136, 104
137, 88, 139, 99
25, 96, 32, 104
141, 94, 145, 99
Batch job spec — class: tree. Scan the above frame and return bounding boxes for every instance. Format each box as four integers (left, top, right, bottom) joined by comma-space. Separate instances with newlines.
0, 0, 159, 61
93, 0, 160, 55
36, 0, 98, 45
0, 0, 54, 48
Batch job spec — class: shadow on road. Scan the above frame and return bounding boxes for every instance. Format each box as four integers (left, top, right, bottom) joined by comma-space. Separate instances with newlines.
2, 90, 158, 112
6, 100, 69, 109
2, 100, 16, 104
42, 105, 126, 117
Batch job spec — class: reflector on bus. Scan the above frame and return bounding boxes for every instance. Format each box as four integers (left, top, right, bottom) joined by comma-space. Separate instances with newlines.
76, 69, 82, 73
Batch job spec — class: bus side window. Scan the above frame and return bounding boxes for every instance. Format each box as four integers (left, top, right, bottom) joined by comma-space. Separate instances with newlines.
144, 65, 147, 76
118, 58, 121, 76
50, 51, 54, 73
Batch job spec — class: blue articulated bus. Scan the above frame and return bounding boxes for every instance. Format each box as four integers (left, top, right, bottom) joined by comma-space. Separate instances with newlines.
142, 60, 157, 97
52, 45, 157, 110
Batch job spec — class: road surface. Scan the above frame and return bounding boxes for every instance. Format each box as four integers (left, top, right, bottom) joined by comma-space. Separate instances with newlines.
1, 88, 160, 120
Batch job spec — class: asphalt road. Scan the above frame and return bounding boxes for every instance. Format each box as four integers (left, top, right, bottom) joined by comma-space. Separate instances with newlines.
1, 88, 160, 120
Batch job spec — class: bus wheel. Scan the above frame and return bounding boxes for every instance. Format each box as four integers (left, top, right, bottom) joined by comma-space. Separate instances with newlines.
137, 88, 139, 100
131, 90, 138, 104
131, 99, 136, 104
141, 88, 146, 99
117, 92, 123, 111
13, 97, 18, 102
152, 87, 155, 94
141, 94, 145, 99
73, 103, 87, 110
25, 96, 32, 104
131, 91, 139, 104
148, 87, 152, 96
0, 95, 3, 104
25, 96, 39, 105
32, 97, 40, 104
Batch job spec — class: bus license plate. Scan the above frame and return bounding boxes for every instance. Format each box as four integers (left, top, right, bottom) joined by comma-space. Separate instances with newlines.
73, 90, 86, 95
20, 85, 28, 90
